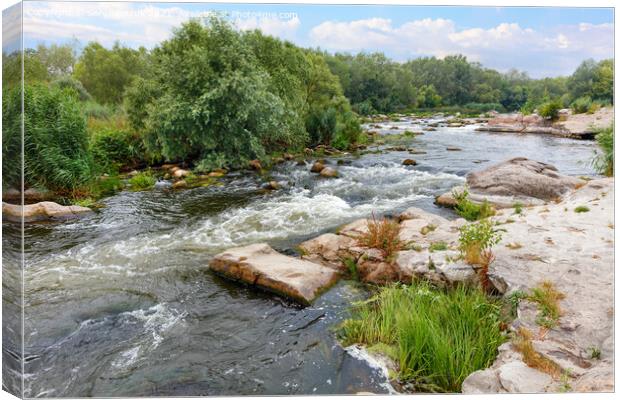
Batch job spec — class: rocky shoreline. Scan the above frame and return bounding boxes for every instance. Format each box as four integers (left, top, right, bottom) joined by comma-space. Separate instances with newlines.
209, 157, 613, 393
475, 107, 613, 139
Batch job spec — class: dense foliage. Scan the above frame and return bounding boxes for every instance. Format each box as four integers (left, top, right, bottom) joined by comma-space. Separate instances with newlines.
340, 282, 506, 392
324, 52, 613, 115
125, 19, 360, 170
1, 16, 613, 197
3, 84, 94, 192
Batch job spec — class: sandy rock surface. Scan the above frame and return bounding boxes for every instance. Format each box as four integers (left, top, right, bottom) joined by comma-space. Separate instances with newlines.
463, 178, 614, 393
209, 243, 340, 305
3, 201, 93, 222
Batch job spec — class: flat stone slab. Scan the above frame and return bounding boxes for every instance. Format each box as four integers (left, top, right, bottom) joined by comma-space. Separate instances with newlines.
210, 243, 340, 305
3, 201, 93, 223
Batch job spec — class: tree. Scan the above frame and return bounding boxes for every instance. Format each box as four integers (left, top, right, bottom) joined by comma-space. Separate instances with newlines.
592, 59, 613, 103
2, 50, 49, 89
127, 19, 304, 170
74, 42, 149, 104
36, 42, 77, 77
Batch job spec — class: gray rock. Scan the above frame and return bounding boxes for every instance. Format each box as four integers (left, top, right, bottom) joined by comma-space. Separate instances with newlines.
3, 201, 93, 223
497, 361, 553, 393
461, 369, 503, 394
436, 261, 477, 284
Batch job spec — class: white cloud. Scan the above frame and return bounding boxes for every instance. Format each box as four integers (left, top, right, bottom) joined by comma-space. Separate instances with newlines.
234, 16, 300, 41
22, 2, 301, 49
309, 18, 613, 76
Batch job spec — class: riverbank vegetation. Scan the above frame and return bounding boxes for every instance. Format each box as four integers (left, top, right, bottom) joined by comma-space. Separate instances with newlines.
339, 282, 506, 392
2, 16, 614, 202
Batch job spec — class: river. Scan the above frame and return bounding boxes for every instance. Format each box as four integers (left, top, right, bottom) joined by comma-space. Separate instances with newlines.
3, 118, 598, 397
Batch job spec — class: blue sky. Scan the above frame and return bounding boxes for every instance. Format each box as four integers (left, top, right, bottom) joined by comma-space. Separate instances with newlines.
4, 2, 614, 77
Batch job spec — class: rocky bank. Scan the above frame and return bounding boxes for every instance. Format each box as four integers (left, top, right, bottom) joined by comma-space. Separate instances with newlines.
208, 157, 614, 393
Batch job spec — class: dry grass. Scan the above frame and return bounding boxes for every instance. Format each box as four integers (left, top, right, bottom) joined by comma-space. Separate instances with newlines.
513, 327, 562, 378
358, 214, 404, 259
529, 281, 566, 329
477, 250, 495, 293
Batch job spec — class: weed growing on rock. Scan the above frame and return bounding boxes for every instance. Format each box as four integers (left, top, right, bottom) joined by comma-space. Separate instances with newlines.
458, 219, 503, 265
429, 242, 448, 252
574, 205, 590, 213
453, 188, 495, 221
339, 282, 505, 392
513, 202, 523, 215
344, 257, 359, 281
588, 346, 601, 360
513, 327, 562, 378
529, 281, 565, 329
358, 214, 404, 259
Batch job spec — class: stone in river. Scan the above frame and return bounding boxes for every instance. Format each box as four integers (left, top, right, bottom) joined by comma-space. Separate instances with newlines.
320, 167, 338, 177
402, 159, 417, 166
209, 243, 340, 305
310, 161, 325, 173
3, 201, 93, 223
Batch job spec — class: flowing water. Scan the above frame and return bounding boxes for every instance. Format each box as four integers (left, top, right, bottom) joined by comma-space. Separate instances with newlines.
3, 119, 598, 397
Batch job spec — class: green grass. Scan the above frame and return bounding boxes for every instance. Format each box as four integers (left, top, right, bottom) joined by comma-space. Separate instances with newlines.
453, 188, 495, 221
429, 242, 448, 252
528, 281, 565, 329
574, 206, 590, 213
591, 124, 613, 177
129, 171, 156, 191
513, 202, 523, 215
339, 282, 506, 392
344, 257, 359, 281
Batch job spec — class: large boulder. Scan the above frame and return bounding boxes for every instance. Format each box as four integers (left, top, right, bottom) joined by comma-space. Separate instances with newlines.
209, 243, 340, 305
3, 201, 93, 223
437, 158, 581, 208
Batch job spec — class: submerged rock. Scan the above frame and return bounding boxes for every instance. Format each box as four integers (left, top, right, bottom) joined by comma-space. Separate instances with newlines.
310, 161, 325, 173
249, 159, 262, 170
261, 181, 280, 190
320, 167, 338, 178
209, 243, 340, 305
402, 159, 417, 166
3, 201, 93, 223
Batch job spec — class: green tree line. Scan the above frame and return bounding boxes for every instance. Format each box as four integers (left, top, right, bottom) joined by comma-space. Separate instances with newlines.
2, 17, 614, 199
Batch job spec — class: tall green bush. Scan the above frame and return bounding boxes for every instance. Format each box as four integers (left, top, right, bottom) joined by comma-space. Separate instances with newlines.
570, 96, 592, 114
2, 84, 94, 192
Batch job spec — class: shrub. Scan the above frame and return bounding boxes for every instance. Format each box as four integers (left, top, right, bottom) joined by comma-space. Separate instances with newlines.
128, 171, 156, 191
574, 205, 590, 213
90, 127, 145, 172
51, 76, 92, 102
82, 101, 115, 120
339, 282, 506, 392
357, 214, 403, 259
538, 99, 562, 120
458, 219, 503, 265
2, 84, 94, 192
591, 124, 613, 176
306, 107, 337, 146
570, 96, 592, 114
453, 188, 495, 221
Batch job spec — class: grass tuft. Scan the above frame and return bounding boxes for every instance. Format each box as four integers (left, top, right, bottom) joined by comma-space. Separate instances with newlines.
512, 327, 562, 378
339, 282, 506, 392
358, 214, 404, 259
453, 188, 495, 221
574, 205, 590, 213
429, 242, 448, 252
528, 281, 565, 329
129, 171, 156, 191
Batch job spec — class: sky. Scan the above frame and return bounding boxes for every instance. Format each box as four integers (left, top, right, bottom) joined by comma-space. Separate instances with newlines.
2, 1, 615, 78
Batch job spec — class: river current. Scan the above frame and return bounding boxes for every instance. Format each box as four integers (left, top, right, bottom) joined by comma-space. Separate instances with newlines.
3, 119, 598, 396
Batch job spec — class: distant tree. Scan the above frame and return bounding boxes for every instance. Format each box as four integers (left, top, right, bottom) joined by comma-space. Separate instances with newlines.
74, 42, 149, 104
36, 42, 77, 77
2, 50, 49, 88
